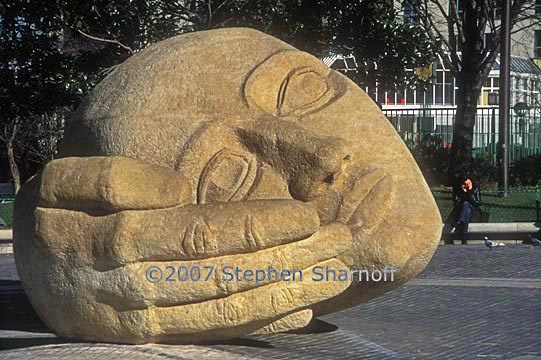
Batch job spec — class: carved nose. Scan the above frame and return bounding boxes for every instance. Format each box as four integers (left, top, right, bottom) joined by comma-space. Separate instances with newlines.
237, 117, 352, 201
288, 138, 351, 201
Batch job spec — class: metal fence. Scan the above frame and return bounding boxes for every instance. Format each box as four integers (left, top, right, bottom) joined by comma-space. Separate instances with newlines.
383, 106, 541, 164
0, 188, 539, 229
433, 187, 541, 223
0, 198, 14, 229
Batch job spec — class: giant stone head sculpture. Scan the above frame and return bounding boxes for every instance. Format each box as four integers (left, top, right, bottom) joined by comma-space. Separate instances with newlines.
14, 28, 441, 344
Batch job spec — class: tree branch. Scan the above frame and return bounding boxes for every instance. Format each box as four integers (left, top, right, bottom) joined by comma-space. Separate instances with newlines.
67, 24, 134, 54
446, 0, 465, 44
422, 0, 460, 73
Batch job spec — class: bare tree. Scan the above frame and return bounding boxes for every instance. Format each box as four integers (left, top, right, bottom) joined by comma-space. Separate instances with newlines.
0, 118, 22, 193
0, 110, 66, 193
412, 0, 538, 184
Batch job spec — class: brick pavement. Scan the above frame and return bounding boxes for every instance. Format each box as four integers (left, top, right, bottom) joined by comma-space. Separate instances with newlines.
1, 245, 540, 359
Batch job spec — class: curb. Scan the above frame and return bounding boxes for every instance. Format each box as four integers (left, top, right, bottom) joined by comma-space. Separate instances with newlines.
0, 229, 12, 242
0, 243, 13, 254
0, 223, 537, 255
454, 222, 539, 234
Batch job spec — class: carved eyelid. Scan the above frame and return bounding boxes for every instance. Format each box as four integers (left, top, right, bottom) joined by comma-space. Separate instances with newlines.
197, 148, 259, 204
276, 67, 336, 117
244, 50, 336, 117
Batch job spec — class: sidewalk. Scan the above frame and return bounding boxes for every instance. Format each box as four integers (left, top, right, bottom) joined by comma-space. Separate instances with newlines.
2, 222, 538, 255
1, 244, 540, 359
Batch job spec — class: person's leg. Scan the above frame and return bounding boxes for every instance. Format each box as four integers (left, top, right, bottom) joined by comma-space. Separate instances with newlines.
442, 222, 454, 245
461, 222, 469, 245
458, 201, 473, 224
459, 202, 473, 245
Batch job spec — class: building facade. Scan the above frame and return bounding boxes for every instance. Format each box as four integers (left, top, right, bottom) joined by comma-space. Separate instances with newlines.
324, 1, 541, 164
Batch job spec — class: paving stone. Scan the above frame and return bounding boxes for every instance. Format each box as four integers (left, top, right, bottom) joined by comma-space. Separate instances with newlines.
417, 244, 541, 279
1, 245, 540, 359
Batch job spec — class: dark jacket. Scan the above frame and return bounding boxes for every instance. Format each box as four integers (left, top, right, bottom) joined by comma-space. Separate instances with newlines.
453, 186, 482, 210
448, 182, 483, 224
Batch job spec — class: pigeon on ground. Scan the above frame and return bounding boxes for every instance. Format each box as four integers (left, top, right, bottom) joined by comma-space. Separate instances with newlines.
484, 236, 505, 249
528, 235, 541, 247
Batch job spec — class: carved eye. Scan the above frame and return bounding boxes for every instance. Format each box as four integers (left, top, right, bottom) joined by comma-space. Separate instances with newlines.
277, 68, 335, 117
197, 149, 258, 204
244, 50, 337, 118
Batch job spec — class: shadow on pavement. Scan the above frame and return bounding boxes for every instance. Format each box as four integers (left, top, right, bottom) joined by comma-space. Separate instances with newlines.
286, 319, 338, 334
0, 337, 71, 351
0, 280, 51, 334
0, 281, 344, 353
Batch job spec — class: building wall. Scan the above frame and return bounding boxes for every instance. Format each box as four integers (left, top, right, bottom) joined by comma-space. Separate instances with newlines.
395, 0, 540, 58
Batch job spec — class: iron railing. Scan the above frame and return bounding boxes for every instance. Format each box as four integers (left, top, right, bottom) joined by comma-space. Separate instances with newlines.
0, 197, 14, 229
433, 187, 541, 223
383, 106, 541, 164
0, 189, 540, 228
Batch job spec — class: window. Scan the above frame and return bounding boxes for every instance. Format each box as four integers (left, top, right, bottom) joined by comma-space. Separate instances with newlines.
444, 72, 454, 105
397, 90, 406, 105
493, 0, 501, 19
455, 0, 466, 17
402, 0, 420, 24
386, 89, 396, 105
536, 0, 541, 15
484, 33, 494, 48
415, 87, 425, 105
405, 88, 415, 105
482, 90, 491, 105
535, 30, 541, 58
435, 71, 444, 104
330, 59, 346, 71
345, 57, 356, 69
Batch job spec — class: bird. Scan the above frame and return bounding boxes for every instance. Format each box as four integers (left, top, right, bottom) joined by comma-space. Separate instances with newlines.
529, 235, 541, 247
484, 236, 505, 249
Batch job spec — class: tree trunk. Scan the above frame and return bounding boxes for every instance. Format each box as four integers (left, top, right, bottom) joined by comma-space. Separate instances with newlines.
5, 121, 21, 194
7, 137, 21, 194
448, 73, 483, 186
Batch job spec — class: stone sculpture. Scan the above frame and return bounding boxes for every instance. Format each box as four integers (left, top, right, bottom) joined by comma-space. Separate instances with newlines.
14, 28, 442, 344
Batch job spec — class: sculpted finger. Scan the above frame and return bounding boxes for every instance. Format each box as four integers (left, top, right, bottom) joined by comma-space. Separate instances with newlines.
34, 199, 320, 266
98, 223, 351, 307
133, 258, 351, 340
337, 168, 395, 231
103, 200, 320, 264
38, 156, 191, 211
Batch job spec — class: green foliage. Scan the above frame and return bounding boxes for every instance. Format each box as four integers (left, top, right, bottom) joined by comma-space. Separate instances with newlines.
410, 134, 451, 186
0, 1, 90, 182
510, 155, 541, 186
325, 1, 438, 89
0, 0, 439, 183
155, 1, 438, 89
471, 152, 498, 185
0, 1, 80, 118
0, 202, 13, 228
410, 134, 498, 187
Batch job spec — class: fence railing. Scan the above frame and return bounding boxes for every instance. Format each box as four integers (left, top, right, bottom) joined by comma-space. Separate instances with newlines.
0, 189, 539, 229
383, 106, 541, 164
432, 187, 541, 223
0, 197, 14, 229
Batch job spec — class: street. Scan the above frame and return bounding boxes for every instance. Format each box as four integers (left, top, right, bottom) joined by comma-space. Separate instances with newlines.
1, 245, 540, 359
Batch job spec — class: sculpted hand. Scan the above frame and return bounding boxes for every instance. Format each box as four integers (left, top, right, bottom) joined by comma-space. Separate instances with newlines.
238, 117, 394, 232
14, 156, 352, 344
